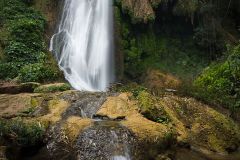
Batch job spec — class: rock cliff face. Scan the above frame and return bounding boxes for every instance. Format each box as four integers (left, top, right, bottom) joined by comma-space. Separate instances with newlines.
33, 0, 64, 41
121, 0, 162, 22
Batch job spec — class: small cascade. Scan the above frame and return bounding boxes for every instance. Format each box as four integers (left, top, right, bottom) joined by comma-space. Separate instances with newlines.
44, 92, 135, 160
76, 121, 133, 160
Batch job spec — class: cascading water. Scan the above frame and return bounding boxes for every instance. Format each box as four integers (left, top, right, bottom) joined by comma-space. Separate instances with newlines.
50, 0, 114, 91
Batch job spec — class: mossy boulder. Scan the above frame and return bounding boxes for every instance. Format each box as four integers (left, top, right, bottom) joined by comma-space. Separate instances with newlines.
0, 93, 42, 118
34, 83, 71, 93
136, 90, 171, 124
160, 95, 240, 154
120, 0, 158, 23
143, 69, 181, 95
96, 93, 175, 147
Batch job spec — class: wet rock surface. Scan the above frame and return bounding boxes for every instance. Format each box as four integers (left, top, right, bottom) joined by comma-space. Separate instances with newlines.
61, 92, 114, 119
40, 91, 138, 160
1, 89, 240, 160
76, 121, 136, 160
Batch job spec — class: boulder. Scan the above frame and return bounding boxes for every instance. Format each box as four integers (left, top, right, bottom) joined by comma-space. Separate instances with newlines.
143, 69, 181, 94
0, 82, 40, 94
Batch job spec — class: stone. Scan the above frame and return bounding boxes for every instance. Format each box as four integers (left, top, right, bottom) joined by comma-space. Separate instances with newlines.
0, 82, 40, 94
143, 69, 181, 95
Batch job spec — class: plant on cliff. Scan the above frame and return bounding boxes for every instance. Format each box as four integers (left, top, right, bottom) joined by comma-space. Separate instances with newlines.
0, 0, 60, 82
194, 44, 240, 109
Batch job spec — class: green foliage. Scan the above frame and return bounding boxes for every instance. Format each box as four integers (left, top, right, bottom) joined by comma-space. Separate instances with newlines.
0, 118, 45, 146
133, 31, 209, 79
173, 0, 199, 17
193, 26, 225, 58
19, 63, 59, 82
115, 6, 144, 79
7, 18, 45, 50
21, 0, 34, 5
113, 83, 147, 97
0, 0, 44, 23
0, 0, 59, 82
194, 44, 240, 109
0, 62, 24, 79
4, 41, 45, 63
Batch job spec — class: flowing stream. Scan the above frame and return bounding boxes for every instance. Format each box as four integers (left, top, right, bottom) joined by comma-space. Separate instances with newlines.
50, 0, 114, 91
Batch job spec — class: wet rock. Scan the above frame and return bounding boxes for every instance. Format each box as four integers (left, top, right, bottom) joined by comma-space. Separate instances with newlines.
97, 93, 176, 158
1, 90, 240, 159
38, 99, 70, 125
76, 121, 136, 160
61, 92, 109, 119
156, 154, 172, 160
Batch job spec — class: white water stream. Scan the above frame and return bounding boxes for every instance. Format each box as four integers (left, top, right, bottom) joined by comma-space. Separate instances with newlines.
50, 0, 114, 91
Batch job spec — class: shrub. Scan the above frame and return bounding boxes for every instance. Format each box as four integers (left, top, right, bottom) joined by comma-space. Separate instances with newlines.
0, 62, 24, 79
19, 63, 59, 82
0, 0, 59, 82
193, 44, 240, 109
4, 41, 45, 63
0, 118, 45, 146
8, 18, 45, 50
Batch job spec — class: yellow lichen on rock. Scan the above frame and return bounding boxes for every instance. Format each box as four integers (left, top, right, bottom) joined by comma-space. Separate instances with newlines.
159, 99, 188, 142
160, 95, 240, 153
62, 116, 93, 142
38, 99, 69, 125
122, 114, 171, 143
97, 93, 173, 145
0, 93, 41, 117
97, 93, 138, 119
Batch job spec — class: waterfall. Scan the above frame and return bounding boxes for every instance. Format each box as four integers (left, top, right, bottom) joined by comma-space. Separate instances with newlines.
50, 0, 114, 91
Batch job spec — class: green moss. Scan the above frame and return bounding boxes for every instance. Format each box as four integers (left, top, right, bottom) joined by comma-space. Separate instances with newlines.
30, 98, 39, 107
137, 90, 170, 124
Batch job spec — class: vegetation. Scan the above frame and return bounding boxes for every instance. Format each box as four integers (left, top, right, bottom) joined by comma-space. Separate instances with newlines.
34, 83, 71, 93
114, 0, 240, 112
0, 118, 45, 146
0, 1, 240, 158
193, 44, 240, 110
114, 83, 170, 124
0, 0, 60, 82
